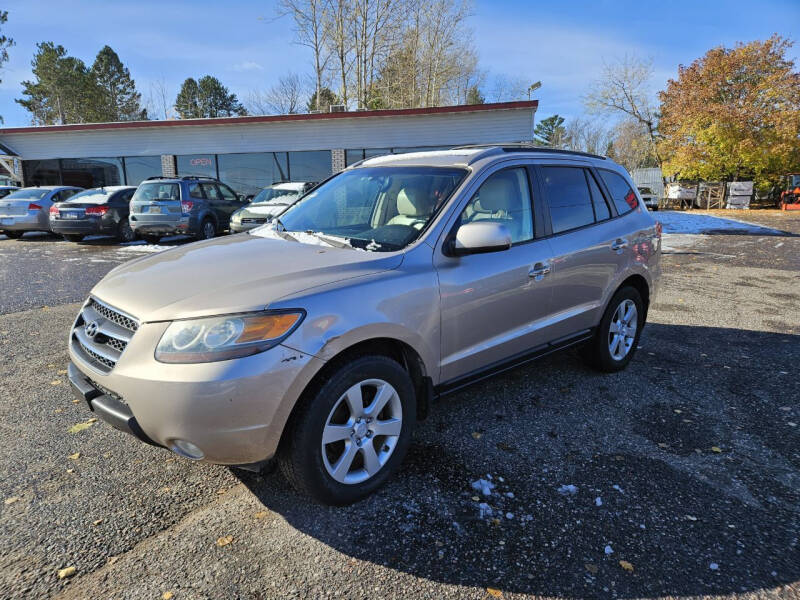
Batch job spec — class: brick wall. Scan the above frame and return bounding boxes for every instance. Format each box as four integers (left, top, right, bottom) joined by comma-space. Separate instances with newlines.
331, 148, 345, 173
161, 155, 177, 177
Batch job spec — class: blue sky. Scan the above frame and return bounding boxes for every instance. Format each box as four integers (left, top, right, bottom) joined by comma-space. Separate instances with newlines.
0, 0, 797, 127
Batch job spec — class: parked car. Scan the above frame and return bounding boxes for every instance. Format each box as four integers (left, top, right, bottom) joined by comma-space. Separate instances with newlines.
129, 176, 248, 244
230, 182, 317, 233
50, 186, 138, 242
0, 186, 19, 198
0, 186, 83, 238
637, 186, 659, 211
67, 146, 661, 505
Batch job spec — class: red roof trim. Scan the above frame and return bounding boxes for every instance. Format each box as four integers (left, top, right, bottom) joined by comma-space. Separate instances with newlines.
0, 101, 538, 135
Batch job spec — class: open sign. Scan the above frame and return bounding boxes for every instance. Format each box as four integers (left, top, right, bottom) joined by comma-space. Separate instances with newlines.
190, 158, 213, 167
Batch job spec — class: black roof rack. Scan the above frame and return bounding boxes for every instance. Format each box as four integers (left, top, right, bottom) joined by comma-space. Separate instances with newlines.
452, 143, 607, 164
145, 175, 220, 182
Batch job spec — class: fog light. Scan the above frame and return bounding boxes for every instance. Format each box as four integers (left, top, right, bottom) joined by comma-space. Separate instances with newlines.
171, 439, 205, 460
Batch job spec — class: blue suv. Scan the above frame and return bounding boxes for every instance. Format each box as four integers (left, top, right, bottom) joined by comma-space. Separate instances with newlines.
129, 176, 247, 244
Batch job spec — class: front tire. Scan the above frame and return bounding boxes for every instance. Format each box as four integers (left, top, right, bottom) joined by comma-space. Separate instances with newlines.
279, 355, 416, 505
62, 234, 84, 242
581, 286, 644, 373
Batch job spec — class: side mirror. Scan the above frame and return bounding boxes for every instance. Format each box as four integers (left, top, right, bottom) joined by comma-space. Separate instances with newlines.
238, 193, 249, 203
448, 221, 512, 256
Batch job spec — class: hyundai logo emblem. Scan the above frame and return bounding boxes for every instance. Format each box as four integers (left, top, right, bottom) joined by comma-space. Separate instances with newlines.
85, 321, 99, 338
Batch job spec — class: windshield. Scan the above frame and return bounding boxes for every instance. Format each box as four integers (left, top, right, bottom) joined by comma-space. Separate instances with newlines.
252, 187, 302, 205
264, 166, 467, 251
638, 187, 653, 194
64, 188, 113, 203
132, 182, 180, 202
5, 188, 50, 200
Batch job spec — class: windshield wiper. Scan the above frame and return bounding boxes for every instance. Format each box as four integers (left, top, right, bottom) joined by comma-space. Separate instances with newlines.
304, 231, 355, 249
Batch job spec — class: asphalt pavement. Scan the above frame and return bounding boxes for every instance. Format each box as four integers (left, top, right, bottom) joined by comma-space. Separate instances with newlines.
0, 214, 798, 599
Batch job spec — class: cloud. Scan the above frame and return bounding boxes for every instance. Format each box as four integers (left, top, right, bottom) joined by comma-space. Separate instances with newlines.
233, 61, 264, 72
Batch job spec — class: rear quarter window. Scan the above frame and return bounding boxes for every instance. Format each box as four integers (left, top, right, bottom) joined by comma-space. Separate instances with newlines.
599, 169, 638, 215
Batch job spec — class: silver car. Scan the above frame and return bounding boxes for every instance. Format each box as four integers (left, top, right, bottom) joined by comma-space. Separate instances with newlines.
0, 186, 83, 238
67, 146, 661, 505
230, 182, 317, 233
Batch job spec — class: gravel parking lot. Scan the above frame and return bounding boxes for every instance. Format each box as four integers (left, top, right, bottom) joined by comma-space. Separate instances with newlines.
1, 212, 798, 600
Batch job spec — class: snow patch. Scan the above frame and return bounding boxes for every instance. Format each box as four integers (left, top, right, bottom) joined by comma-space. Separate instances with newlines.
657, 211, 782, 235
557, 484, 578, 495
471, 479, 495, 496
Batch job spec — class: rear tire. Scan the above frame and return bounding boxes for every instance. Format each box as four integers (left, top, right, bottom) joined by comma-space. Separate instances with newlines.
2, 231, 22, 239
62, 234, 84, 242
143, 234, 161, 245
117, 220, 136, 243
279, 355, 416, 505
199, 218, 216, 240
580, 286, 644, 373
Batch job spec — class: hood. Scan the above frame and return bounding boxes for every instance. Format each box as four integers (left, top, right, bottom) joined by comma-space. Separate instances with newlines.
238, 203, 288, 218
92, 233, 403, 322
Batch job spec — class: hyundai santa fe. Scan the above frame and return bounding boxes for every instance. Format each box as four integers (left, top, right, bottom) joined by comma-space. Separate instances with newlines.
67, 146, 661, 505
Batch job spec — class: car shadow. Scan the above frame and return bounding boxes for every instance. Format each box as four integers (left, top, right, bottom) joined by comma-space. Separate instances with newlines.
234, 323, 799, 597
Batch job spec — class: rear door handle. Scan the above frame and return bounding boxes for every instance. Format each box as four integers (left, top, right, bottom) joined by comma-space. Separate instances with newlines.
611, 238, 629, 251
529, 262, 551, 279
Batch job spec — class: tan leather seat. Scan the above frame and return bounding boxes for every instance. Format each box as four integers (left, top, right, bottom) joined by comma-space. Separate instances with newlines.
471, 174, 525, 240
387, 186, 434, 230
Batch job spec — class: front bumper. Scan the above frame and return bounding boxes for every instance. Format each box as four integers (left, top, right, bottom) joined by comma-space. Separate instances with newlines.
230, 221, 262, 233
0, 211, 48, 232
68, 321, 323, 465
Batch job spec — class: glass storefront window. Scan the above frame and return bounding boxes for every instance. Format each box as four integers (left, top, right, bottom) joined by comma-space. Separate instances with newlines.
217, 152, 290, 196
287, 150, 331, 182
177, 154, 217, 179
123, 156, 162, 186
60, 157, 124, 188
22, 159, 61, 186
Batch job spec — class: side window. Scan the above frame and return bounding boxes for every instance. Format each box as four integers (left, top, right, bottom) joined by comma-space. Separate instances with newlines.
586, 170, 611, 221
459, 167, 533, 244
218, 184, 237, 201
57, 189, 77, 201
188, 183, 205, 199
201, 183, 221, 202
540, 166, 595, 234
598, 169, 638, 215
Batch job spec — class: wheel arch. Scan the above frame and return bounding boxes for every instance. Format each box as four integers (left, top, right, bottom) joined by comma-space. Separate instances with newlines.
276, 337, 432, 459
617, 273, 650, 320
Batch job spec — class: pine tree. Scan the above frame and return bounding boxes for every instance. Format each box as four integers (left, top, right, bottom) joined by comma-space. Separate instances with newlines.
175, 78, 201, 119
175, 76, 246, 118
16, 42, 101, 125
533, 115, 567, 147
91, 46, 146, 121
465, 86, 485, 105
306, 87, 339, 112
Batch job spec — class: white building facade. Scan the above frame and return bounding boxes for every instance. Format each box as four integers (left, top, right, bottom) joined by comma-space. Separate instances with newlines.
0, 101, 537, 195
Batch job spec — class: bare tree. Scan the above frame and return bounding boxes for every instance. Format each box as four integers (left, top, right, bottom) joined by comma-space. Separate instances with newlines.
279, 0, 331, 111
488, 73, 528, 102
325, 0, 354, 107
563, 117, 613, 155
246, 73, 308, 115
608, 118, 659, 173
146, 77, 174, 120
585, 55, 663, 173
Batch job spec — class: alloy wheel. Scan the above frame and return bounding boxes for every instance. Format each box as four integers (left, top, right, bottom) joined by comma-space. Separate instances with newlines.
321, 378, 403, 485
608, 299, 637, 361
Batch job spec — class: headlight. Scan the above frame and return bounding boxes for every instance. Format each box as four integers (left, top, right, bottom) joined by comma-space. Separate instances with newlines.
155, 310, 304, 363
231, 211, 242, 223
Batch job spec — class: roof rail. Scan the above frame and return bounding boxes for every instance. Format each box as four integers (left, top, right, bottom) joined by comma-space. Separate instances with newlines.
144, 175, 220, 182
452, 143, 608, 164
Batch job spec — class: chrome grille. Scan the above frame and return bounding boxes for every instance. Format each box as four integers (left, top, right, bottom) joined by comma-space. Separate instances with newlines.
242, 217, 268, 224
88, 298, 138, 332
71, 297, 139, 373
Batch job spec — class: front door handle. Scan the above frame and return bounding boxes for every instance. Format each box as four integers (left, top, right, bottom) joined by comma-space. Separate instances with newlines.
611, 238, 629, 252
529, 262, 551, 279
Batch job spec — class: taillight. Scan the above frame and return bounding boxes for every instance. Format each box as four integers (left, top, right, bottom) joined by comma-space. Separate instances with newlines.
181, 201, 193, 214
49, 205, 59, 215
86, 205, 109, 216
28, 203, 42, 211
655, 221, 662, 238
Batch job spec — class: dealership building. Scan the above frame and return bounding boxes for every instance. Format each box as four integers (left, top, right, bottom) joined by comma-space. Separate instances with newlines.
0, 100, 538, 195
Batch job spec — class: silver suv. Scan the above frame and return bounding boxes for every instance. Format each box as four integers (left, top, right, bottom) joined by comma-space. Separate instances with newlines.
67, 146, 661, 505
